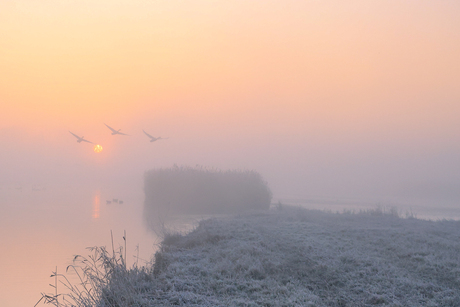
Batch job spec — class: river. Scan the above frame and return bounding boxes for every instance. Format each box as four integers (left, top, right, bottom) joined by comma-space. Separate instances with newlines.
0, 182, 159, 307
2, 183, 460, 307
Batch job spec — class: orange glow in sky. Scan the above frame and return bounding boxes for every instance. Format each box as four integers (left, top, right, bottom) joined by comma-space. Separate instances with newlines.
1, 0, 460, 199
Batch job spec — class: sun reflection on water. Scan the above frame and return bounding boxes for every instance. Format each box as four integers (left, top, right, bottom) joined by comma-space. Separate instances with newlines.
93, 192, 100, 219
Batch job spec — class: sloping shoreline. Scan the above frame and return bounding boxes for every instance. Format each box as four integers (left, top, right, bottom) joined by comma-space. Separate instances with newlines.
145, 207, 460, 306
48, 206, 460, 306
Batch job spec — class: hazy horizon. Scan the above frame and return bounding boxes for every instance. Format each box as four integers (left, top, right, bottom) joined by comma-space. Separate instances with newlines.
1, 0, 460, 206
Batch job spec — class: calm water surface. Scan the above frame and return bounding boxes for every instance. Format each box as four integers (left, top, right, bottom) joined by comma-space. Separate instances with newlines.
279, 197, 460, 221
0, 183, 160, 307
2, 185, 460, 307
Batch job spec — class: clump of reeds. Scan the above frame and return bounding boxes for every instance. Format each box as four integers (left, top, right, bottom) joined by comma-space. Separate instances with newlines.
340, 205, 418, 219
143, 165, 272, 219
38, 242, 153, 306
338, 205, 400, 218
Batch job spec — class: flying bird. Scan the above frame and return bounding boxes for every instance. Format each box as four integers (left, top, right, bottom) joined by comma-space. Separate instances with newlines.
69, 131, 93, 144
104, 123, 129, 136
143, 130, 169, 142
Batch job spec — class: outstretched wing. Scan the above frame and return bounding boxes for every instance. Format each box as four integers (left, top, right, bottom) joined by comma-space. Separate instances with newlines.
104, 123, 118, 133
69, 131, 80, 139
117, 131, 129, 136
143, 130, 154, 139
80, 138, 93, 144
69, 131, 93, 143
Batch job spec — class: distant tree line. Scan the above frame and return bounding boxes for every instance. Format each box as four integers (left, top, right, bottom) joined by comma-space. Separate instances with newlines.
144, 165, 272, 219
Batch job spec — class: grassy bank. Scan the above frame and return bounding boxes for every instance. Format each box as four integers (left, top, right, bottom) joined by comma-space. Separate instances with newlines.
43, 206, 460, 306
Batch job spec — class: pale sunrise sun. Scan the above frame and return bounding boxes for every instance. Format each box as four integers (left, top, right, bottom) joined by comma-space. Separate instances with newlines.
93, 144, 103, 153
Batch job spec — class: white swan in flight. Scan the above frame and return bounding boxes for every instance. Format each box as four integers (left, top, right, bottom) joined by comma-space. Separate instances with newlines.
104, 123, 129, 136
69, 131, 93, 144
143, 130, 169, 142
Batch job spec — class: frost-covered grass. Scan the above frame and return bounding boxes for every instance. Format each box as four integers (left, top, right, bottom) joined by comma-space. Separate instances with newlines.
43, 206, 460, 306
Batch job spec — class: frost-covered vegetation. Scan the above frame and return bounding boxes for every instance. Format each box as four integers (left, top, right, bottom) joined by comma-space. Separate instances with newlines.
42, 206, 460, 306
144, 166, 272, 218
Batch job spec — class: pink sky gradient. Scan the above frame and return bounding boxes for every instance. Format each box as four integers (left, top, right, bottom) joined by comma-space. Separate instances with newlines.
1, 0, 460, 201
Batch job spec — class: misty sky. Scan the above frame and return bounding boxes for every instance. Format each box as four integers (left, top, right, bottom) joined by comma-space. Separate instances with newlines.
1, 0, 460, 204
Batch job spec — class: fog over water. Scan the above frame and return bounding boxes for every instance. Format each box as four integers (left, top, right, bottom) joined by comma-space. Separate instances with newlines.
2, 118, 460, 214
1, 1, 460, 306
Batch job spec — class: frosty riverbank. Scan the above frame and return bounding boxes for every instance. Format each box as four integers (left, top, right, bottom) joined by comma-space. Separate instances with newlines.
43, 206, 460, 306
147, 207, 460, 306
